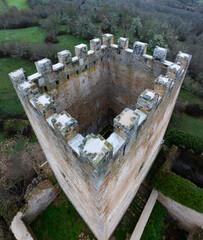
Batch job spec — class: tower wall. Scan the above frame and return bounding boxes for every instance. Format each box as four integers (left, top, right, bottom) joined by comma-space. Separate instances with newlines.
9, 35, 191, 240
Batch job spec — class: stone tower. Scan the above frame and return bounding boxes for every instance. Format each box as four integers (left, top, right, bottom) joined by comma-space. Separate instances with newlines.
9, 34, 191, 240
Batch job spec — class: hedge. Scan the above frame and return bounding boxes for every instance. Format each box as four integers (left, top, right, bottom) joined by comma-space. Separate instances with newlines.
165, 128, 203, 153
153, 161, 203, 213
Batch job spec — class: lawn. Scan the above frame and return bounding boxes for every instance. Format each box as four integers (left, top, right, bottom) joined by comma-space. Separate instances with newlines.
0, 58, 35, 118
179, 89, 203, 109
141, 202, 166, 240
7, 0, 29, 9
0, 27, 45, 44
168, 89, 203, 139
0, 0, 29, 13
31, 192, 95, 240
169, 113, 203, 139
0, 27, 89, 54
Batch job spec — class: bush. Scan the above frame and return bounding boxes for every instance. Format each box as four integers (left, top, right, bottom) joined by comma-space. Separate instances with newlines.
186, 103, 202, 116
0, 41, 59, 62
45, 31, 59, 44
165, 128, 203, 153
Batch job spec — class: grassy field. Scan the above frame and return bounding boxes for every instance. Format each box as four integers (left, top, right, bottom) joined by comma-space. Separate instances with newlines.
0, 27, 89, 53
0, 58, 35, 118
168, 89, 203, 139
31, 193, 95, 240
0, 0, 29, 13
169, 113, 203, 139
0, 27, 45, 44
7, 0, 29, 9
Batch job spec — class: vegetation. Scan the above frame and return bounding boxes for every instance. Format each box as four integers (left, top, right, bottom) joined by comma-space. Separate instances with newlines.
153, 158, 203, 213
7, 0, 29, 9
165, 128, 203, 153
31, 192, 95, 240
141, 202, 166, 240
0, 58, 35, 118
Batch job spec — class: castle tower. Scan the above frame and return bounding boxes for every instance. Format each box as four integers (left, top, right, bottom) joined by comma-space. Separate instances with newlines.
9, 34, 191, 240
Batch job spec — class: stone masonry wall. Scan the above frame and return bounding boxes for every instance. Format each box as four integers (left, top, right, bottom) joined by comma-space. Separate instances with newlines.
9, 34, 191, 240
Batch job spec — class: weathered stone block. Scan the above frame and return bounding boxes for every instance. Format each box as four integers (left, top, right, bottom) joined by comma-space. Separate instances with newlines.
118, 37, 129, 50
35, 58, 53, 75
137, 89, 160, 113
52, 111, 79, 142
133, 41, 147, 56
57, 50, 72, 64
154, 75, 173, 96
166, 63, 182, 80
153, 46, 167, 61
18, 80, 37, 96
9, 68, 26, 85
79, 134, 113, 169
114, 108, 140, 139
31, 93, 55, 118
102, 33, 114, 47
75, 44, 88, 58
90, 38, 101, 52
176, 51, 192, 69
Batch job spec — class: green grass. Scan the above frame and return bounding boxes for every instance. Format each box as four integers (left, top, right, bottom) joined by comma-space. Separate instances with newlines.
0, 0, 29, 13
0, 58, 35, 118
7, 0, 29, 9
168, 89, 203, 139
179, 89, 203, 109
0, 27, 89, 54
0, 27, 46, 44
31, 193, 95, 240
57, 35, 89, 54
169, 113, 203, 139
141, 202, 166, 240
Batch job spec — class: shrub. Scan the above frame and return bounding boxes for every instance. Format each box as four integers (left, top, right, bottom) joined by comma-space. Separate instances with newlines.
153, 163, 203, 213
186, 103, 202, 116
165, 128, 203, 153
45, 31, 59, 44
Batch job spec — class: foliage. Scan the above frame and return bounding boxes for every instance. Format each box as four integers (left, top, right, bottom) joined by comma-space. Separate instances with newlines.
130, 16, 142, 37
76, 16, 101, 40
141, 202, 166, 240
186, 103, 202, 116
165, 128, 203, 153
44, 31, 58, 44
153, 159, 203, 213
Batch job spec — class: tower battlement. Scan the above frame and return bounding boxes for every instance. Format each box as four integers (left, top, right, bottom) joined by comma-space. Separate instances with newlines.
9, 34, 191, 240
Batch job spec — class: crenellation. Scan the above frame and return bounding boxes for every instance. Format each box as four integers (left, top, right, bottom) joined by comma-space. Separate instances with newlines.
133, 41, 148, 56
136, 89, 160, 114
79, 134, 113, 173
102, 33, 114, 47
153, 46, 168, 62
154, 75, 173, 96
35, 58, 53, 75
75, 43, 88, 58
51, 111, 79, 142
9, 68, 27, 86
9, 33, 192, 240
30, 93, 56, 119
57, 50, 72, 65
118, 37, 129, 50
176, 51, 191, 69
18, 80, 37, 96
166, 63, 183, 80
90, 38, 102, 52
114, 108, 140, 139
